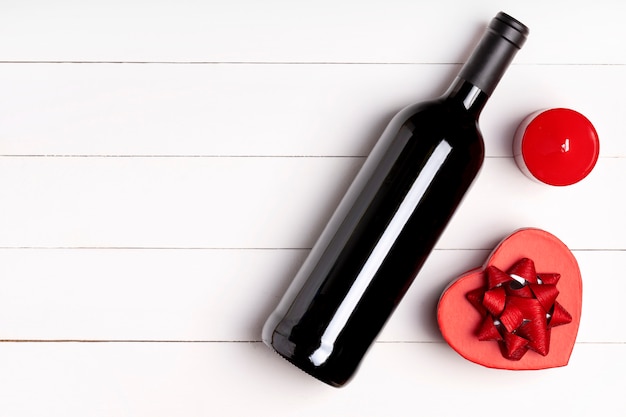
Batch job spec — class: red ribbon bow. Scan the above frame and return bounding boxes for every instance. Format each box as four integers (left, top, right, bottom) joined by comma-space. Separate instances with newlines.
466, 258, 572, 360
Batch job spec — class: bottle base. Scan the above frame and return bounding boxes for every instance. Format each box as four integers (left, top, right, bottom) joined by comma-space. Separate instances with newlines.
264, 329, 348, 388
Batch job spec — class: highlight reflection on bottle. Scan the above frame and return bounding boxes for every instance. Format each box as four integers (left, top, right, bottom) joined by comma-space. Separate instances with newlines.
263, 12, 529, 387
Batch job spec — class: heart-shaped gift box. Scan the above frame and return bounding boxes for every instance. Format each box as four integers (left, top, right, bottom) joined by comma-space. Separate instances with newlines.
437, 228, 582, 370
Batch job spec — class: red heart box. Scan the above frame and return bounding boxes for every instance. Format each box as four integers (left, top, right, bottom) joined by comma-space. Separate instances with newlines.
437, 228, 582, 370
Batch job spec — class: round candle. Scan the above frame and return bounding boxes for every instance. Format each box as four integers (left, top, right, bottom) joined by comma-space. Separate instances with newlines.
513, 108, 599, 186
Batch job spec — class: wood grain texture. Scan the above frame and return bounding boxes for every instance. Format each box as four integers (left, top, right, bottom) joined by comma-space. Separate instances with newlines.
0, 64, 623, 157
1, 1, 624, 64
0, 342, 623, 416
0, 249, 621, 343
0, 157, 622, 249
0, 0, 624, 415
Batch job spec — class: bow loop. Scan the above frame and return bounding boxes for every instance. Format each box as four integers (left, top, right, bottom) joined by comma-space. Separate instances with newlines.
465, 258, 572, 360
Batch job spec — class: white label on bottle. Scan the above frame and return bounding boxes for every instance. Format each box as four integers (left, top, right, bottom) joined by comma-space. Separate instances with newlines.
309, 140, 453, 366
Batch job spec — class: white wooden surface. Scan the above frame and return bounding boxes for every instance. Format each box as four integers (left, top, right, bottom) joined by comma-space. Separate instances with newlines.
1, 1, 624, 415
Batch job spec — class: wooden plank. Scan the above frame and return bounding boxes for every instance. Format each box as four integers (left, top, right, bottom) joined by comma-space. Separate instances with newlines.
0, 156, 361, 249
0, 248, 620, 342
0, 1, 624, 64
0, 64, 622, 157
0, 157, 622, 249
0, 248, 308, 341
0, 342, 623, 416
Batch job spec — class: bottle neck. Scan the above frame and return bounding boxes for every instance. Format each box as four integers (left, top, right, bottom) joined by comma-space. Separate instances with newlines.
450, 12, 528, 115
446, 78, 489, 118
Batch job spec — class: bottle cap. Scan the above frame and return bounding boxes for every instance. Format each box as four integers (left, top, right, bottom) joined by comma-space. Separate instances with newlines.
513, 108, 599, 186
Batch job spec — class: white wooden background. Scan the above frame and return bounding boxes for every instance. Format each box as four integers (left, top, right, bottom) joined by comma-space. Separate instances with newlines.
1, 1, 624, 415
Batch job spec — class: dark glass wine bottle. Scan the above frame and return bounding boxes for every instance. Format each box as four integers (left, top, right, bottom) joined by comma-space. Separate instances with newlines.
263, 12, 529, 387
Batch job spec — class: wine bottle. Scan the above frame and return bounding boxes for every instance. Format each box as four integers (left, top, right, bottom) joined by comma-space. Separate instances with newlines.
263, 12, 529, 387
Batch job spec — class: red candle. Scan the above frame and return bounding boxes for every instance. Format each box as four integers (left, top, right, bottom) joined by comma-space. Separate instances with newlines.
514, 108, 599, 186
